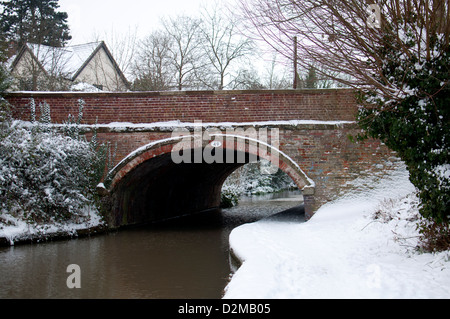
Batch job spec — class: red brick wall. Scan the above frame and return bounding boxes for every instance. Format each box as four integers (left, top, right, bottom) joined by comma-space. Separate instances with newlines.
4, 89, 358, 124
91, 123, 398, 220
4, 89, 399, 221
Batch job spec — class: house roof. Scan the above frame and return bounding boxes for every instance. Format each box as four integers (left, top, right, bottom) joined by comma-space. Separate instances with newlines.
10, 41, 129, 87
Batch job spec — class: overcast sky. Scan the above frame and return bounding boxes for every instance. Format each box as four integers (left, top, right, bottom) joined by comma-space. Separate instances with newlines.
58, 0, 224, 44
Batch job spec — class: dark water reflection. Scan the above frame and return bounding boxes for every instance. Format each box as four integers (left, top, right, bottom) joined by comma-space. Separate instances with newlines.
0, 190, 303, 299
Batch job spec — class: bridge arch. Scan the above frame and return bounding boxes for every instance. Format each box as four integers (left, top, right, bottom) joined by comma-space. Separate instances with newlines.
104, 134, 315, 228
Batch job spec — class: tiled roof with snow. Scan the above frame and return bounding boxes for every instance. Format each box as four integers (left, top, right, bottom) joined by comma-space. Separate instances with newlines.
25, 42, 103, 79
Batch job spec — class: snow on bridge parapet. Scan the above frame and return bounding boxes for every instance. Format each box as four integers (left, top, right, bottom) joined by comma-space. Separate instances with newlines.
76, 119, 357, 133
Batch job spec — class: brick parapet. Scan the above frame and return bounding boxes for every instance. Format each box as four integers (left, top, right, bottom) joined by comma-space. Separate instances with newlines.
4, 89, 358, 124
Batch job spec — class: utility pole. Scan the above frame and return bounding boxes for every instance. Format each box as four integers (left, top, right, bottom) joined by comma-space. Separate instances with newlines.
293, 36, 298, 89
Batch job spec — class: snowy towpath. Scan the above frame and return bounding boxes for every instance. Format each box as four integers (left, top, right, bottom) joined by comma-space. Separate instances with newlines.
224, 165, 450, 299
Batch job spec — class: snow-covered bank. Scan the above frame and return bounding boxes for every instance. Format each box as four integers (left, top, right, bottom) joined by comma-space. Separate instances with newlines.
0, 208, 105, 246
224, 165, 450, 299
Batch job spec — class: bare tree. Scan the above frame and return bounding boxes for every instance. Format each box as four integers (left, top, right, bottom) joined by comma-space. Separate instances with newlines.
132, 30, 173, 91
232, 67, 265, 89
199, 3, 254, 90
240, 0, 450, 232
132, 4, 255, 91
161, 15, 203, 90
238, 0, 450, 101
262, 55, 291, 89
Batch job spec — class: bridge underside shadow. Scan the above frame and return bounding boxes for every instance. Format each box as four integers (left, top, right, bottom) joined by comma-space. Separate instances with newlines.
109, 149, 279, 228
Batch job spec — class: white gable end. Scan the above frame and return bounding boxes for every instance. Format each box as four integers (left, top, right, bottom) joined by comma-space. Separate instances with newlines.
75, 46, 128, 91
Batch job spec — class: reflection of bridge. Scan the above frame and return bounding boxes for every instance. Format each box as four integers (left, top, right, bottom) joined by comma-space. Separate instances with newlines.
6, 89, 397, 227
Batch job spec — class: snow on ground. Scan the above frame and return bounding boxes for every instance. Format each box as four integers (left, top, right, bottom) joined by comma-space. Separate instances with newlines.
224, 164, 450, 299
0, 206, 104, 245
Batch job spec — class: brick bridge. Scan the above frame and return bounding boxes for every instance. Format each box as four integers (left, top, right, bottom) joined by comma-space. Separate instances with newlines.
5, 89, 397, 228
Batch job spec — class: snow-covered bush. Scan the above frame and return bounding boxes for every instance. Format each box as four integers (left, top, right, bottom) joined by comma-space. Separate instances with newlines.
236, 161, 295, 196
220, 184, 241, 208
0, 99, 106, 225
358, 29, 449, 220
357, 22, 449, 251
221, 161, 296, 207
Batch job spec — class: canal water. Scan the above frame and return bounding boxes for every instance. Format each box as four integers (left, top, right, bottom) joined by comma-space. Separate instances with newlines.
0, 190, 303, 299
